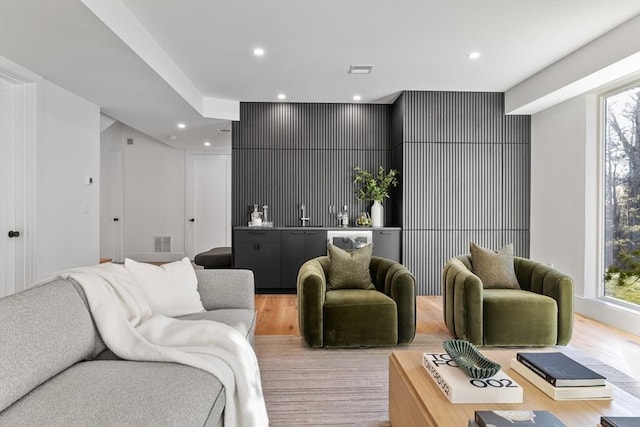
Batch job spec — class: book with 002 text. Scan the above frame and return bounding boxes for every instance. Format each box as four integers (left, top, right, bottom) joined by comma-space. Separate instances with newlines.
516, 352, 606, 387
510, 358, 612, 400
422, 353, 523, 404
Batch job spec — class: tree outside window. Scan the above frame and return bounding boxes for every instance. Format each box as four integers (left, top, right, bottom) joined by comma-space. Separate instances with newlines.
603, 83, 640, 307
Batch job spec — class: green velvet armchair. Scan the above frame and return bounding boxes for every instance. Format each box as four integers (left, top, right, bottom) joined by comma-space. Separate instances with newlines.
297, 256, 416, 348
442, 255, 574, 347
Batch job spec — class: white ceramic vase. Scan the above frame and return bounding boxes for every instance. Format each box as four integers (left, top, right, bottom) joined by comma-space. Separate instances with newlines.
371, 200, 383, 227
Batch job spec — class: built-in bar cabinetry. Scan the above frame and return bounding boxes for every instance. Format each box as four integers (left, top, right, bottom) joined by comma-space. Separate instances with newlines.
233, 227, 401, 292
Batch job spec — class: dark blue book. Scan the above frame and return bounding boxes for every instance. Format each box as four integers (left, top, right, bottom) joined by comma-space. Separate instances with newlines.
475, 410, 566, 426
516, 352, 606, 387
600, 416, 640, 427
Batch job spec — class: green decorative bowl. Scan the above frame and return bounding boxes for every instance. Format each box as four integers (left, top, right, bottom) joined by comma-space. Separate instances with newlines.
442, 339, 501, 379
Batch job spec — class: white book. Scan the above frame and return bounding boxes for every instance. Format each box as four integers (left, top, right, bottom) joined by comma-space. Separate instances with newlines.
422, 353, 523, 404
510, 358, 613, 400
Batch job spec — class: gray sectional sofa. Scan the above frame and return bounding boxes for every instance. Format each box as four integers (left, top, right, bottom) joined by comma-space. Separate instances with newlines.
0, 269, 257, 427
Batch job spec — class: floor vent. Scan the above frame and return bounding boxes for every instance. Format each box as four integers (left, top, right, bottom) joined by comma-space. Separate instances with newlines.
154, 236, 171, 253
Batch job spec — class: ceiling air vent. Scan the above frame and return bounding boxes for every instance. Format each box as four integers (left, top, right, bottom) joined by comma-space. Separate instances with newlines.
348, 65, 374, 75
154, 236, 171, 253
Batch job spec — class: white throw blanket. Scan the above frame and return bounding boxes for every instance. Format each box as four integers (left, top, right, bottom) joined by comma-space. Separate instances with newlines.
58, 263, 269, 427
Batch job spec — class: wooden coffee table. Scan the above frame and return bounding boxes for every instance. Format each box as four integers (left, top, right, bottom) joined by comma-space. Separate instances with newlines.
389, 351, 640, 427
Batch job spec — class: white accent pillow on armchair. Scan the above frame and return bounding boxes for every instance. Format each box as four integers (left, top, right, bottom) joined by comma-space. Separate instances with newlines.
124, 257, 205, 317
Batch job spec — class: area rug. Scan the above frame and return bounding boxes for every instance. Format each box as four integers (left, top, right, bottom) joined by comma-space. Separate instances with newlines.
254, 334, 640, 427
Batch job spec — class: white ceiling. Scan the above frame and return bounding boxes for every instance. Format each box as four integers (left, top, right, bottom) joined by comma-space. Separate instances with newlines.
1, 0, 639, 150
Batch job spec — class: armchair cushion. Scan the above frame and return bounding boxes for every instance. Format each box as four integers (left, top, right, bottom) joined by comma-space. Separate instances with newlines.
327, 244, 375, 290
483, 289, 558, 346
470, 243, 520, 289
323, 289, 397, 348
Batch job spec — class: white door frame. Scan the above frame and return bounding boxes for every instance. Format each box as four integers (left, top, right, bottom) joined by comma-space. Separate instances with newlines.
0, 58, 38, 295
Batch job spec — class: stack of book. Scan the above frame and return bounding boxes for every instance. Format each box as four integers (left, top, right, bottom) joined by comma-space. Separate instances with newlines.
510, 352, 613, 400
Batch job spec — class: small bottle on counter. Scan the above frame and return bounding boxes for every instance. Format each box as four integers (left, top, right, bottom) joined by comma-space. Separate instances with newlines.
341, 205, 349, 227
250, 204, 262, 226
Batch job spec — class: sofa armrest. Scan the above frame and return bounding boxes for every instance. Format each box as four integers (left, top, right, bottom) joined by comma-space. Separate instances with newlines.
385, 263, 416, 344
297, 258, 328, 348
442, 258, 484, 345
195, 269, 255, 311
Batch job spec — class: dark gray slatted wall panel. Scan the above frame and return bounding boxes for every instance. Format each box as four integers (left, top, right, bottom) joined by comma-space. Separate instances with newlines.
232, 103, 392, 227
400, 91, 530, 295
390, 95, 404, 228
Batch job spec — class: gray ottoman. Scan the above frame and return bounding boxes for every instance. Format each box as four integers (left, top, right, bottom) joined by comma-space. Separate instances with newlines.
194, 247, 233, 269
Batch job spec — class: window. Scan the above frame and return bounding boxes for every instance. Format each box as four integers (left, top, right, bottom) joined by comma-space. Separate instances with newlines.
602, 82, 640, 308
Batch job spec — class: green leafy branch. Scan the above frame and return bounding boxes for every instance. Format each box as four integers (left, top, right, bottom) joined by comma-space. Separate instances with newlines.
605, 248, 640, 287
353, 166, 399, 202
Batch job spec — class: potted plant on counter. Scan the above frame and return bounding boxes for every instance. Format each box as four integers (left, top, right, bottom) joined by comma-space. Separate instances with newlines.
353, 166, 398, 227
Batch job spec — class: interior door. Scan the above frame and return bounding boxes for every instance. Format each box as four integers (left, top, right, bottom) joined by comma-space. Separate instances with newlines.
0, 73, 33, 297
187, 154, 231, 258
99, 127, 124, 263
0, 77, 17, 297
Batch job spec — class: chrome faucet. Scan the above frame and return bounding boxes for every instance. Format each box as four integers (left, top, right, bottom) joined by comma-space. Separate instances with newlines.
300, 203, 310, 227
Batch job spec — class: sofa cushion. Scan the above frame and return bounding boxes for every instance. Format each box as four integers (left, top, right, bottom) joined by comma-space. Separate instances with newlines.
178, 308, 257, 343
0, 279, 99, 412
94, 308, 257, 360
323, 289, 397, 347
124, 257, 205, 317
483, 289, 558, 346
0, 360, 224, 427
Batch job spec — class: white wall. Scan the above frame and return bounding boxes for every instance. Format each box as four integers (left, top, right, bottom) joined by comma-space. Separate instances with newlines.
37, 79, 100, 278
531, 93, 640, 336
122, 127, 186, 262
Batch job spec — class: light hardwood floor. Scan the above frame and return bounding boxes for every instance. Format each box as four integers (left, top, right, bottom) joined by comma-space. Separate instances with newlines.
255, 294, 640, 379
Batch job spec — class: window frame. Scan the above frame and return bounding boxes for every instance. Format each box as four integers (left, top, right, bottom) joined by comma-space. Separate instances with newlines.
598, 79, 640, 311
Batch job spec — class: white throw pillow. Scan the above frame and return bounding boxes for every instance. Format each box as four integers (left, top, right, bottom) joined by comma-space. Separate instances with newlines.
124, 257, 205, 317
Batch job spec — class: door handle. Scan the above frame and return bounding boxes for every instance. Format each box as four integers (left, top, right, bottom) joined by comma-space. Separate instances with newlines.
113, 218, 119, 222
8, 230, 20, 238
189, 218, 195, 222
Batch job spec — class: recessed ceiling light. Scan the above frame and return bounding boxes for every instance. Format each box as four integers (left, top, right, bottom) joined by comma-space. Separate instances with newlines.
348, 65, 374, 74
468, 51, 481, 60
353, 95, 362, 101
277, 93, 286, 100
204, 141, 211, 147
253, 47, 265, 56
177, 123, 186, 129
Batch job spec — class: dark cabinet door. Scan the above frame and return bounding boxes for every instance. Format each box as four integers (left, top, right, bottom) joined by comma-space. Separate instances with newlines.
304, 230, 328, 259
281, 230, 327, 290
256, 241, 281, 289
373, 229, 401, 262
281, 231, 306, 289
233, 229, 281, 289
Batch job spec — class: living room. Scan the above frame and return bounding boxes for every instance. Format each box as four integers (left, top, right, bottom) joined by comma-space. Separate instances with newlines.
1, 1, 639, 426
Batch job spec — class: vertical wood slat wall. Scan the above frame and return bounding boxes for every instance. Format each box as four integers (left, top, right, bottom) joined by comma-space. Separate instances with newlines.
393, 92, 530, 294
232, 103, 392, 228
232, 93, 530, 295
